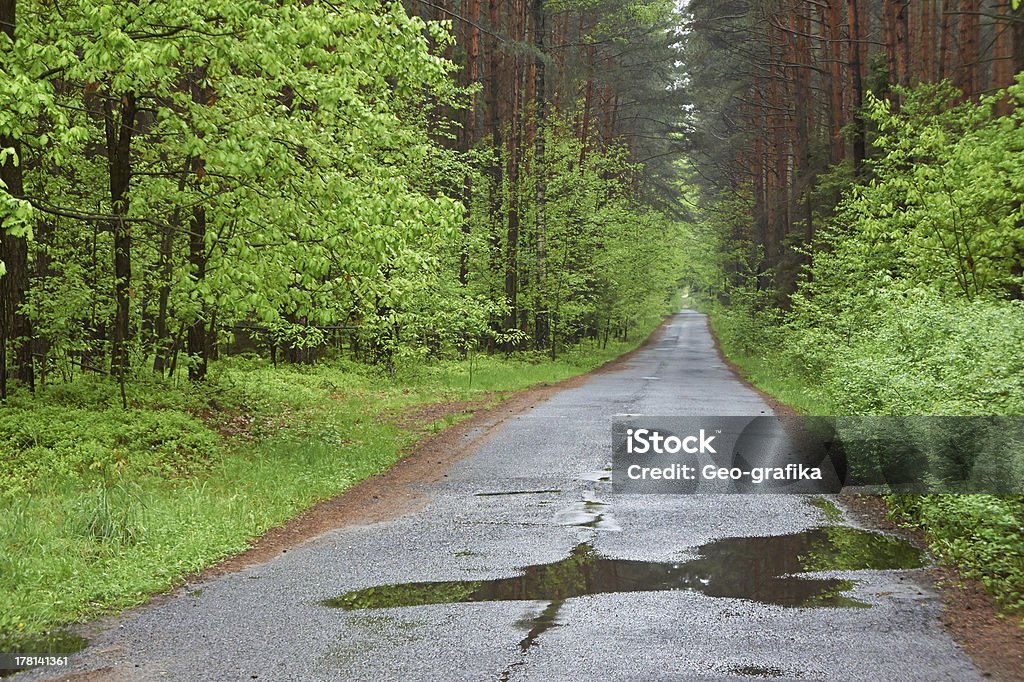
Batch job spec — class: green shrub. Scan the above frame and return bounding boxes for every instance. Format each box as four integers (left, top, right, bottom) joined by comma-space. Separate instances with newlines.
703, 79, 1024, 618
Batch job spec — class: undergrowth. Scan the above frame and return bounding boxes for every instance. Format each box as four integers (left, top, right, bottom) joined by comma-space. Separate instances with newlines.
0, 328, 654, 646
708, 300, 1024, 619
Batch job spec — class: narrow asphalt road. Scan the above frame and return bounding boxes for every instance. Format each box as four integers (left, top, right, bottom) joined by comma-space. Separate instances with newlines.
25, 311, 980, 681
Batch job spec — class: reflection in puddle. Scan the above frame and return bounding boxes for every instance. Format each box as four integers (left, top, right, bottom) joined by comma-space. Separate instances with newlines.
0, 630, 87, 678
805, 496, 843, 523
324, 527, 925, 613
326, 527, 924, 678
513, 599, 563, 652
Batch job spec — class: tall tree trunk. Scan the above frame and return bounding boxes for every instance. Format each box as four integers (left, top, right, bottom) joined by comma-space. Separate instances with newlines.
847, 0, 866, 173
857, 0, 869, 85
763, 37, 778, 283
0, 0, 34, 398
32, 220, 53, 386
187, 70, 210, 381
893, 1, 910, 93
992, 1, 1016, 114
153, 158, 191, 375
186, 199, 207, 381
957, 0, 980, 97
532, 0, 549, 352
939, 0, 954, 81
152, 221, 174, 375
823, 1, 845, 163
883, 0, 896, 80
1015, 3, 1024, 76
503, 0, 521, 343
484, 0, 504, 342
105, 91, 138, 387
579, 37, 595, 164
771, 18, 789, 288
752, 77, 767, 288
914, 0, 929, 84
457, 0, 480, 292
794, 4, 815, 263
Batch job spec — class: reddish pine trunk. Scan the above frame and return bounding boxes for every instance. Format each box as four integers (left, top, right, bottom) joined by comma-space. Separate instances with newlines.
957, 0, 980, 97
503, 0, 523, 339
1016, 5, 1024, 76
939, 0, 954, 81
992, 1, 1016, 113
846, 0, 865, 172
888, 0, 910, 93
821, 2, 844, 163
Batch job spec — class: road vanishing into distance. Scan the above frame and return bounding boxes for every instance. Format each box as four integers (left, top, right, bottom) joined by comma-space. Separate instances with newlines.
23, 311, 981, 681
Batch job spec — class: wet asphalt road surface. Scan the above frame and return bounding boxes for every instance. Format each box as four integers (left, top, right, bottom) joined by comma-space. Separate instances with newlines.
21, 311, 981, 681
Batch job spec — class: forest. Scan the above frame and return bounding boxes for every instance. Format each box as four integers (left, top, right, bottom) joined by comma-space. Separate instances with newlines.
1, 0, 1023, 653
680, 0, 1024, 615
0, 0, 687, 399
0, 0, 690, 645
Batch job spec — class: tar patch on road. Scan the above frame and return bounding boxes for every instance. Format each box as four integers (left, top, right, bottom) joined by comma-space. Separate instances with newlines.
323, 527, 925, 614
727, 664, 787, 678
474, 490, 563, 497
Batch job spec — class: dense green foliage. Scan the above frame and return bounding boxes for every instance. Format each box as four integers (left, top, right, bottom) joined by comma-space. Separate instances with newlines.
462, 120, 686, 354
706, 81, 1024, 418
0, 0, 687, 394
696, 79, 1024, 616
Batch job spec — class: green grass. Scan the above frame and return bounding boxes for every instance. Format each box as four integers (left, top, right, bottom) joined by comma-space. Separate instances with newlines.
0, 330, 655, 646
709, 326, 821, 417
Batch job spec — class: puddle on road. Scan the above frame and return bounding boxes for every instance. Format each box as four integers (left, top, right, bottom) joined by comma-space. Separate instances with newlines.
0, 630, 87, 678
323, 527, 925, 613
553, 494, 621, 531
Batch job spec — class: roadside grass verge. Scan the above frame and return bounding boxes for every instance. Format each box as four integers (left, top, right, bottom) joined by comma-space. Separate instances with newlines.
709, 312, 827, 417
0, 330, 655, 648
